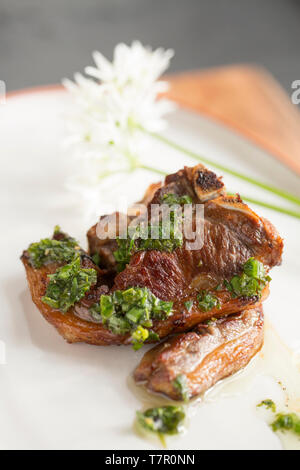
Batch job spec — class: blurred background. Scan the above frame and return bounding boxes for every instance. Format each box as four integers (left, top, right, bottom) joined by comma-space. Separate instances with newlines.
1, 0, 300, 92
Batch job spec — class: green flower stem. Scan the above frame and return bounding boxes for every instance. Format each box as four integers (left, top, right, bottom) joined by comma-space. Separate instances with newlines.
237, 195, 300, 219
145, 130, 300, 207
139, 164, 168, 176
140, 162, 300, 219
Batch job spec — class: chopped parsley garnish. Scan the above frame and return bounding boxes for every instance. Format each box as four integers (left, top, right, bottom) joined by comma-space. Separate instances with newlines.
271, 413, 300, 436
139, 211, 183, 252
224, 258, 271, 299
184, 300, 194, 312
161, 193, 193, 205
91, 252, 101, 266
257, 400, 300, 438
173, 374, 190, 402
257, 399, 276, 413
28, 227, 80, 268
114, 211, 183, 271
136, 406, 185, 444
42, 256, 97, 313
113, 194, 192, 271
113, 230, 140, 272
206, 317, 217, 326
197, 291, 220, 312
89, 286, 173, 349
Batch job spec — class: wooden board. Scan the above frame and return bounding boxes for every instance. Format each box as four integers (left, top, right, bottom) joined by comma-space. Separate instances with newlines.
167, 65, 300, 176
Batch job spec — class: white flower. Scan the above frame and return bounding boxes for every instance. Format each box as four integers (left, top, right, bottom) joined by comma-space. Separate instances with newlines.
63, 41, 174, 143
85, 41, 173, 96
62, 41, 175, 216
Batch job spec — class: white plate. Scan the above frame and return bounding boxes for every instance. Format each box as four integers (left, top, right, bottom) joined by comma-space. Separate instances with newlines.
1, 88, 300, 450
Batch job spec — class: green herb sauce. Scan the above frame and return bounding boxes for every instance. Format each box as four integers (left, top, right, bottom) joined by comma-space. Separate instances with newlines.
136, 405, 185, 444
257, 399, 277, 413
42, 256, 97, 313
197, 291, 220, 312
89, 286, 172, 349
114, 210, 183, 271
161, 193, 193, 205
257, 400, 300, 438
184, 300, 194, 312
205, 317, 218, 326
173, 374, 190, 402
28, 226, 80, 268
91, 252, 101, 266
113, 235, 137, 272
224, 258, 271, 299
271, 413, 300, 436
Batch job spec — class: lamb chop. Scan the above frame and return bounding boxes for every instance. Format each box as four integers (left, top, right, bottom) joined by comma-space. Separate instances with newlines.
88, 164, 282, 334
89, 165, 282, 277
21, 164, 282, 347
134, 304, 264, 401
21, 232, 127, 345
87, 181, 162, 271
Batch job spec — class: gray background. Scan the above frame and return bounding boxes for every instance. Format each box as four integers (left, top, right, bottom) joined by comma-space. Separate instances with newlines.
1, 0, 300, 92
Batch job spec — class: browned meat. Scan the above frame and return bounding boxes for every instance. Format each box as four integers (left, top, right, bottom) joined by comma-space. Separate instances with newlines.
87, 211, 131, 270
21, 251, 132, 345
150, 165, 225, 204
87, 221, 118, 270
87, 182, 162, 270
113, 195, 279, 291
136, 277, 267, 338
110, 165, 282, 335
112, 166, 282, 283
21, 247, 267, 345
134, 304, 264, 400
89, 163, 282, 286
203, 195, 283, 271
22, 164, 282, 346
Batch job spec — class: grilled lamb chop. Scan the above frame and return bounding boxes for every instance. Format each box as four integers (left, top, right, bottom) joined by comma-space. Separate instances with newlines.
134, 304, 264, 400
21, 248, 136, 345
22, 246, 268, 345
89, 165, 282, 277
22, 164, 282, 345
21, 229, 131, 344
88, 164, 282, 335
